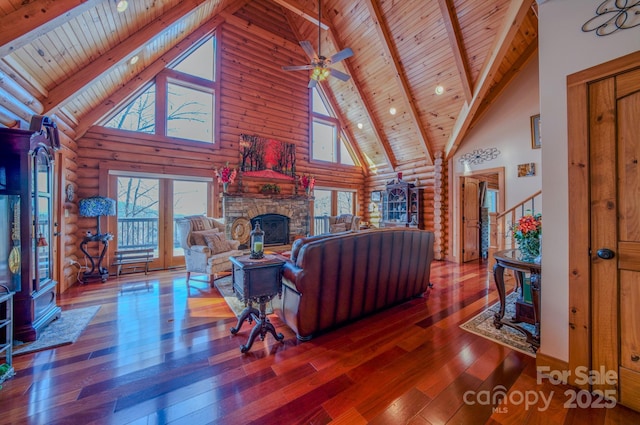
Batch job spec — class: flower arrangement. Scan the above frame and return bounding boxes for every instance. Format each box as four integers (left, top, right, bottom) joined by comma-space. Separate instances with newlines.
300, 174, 315, 191
512, 212, 542, 257
215, 162, 237, 184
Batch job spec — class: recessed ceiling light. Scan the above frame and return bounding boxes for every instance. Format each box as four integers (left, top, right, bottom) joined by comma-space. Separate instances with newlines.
389, 107, 397, 115
129, 55, 139, 65
116, 0, 128, 13
357, 123, 363, 129
435, 85, 444, 95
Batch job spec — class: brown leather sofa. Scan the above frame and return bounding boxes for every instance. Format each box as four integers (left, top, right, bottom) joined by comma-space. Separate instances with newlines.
276, 228, 435, 340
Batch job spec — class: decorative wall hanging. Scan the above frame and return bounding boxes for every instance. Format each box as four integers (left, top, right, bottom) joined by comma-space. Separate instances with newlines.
517, 163, 536, 177
458, 147, 500, 165
582, 0, 640, 36
239, 134, 296, 179
531, 114, 541, 149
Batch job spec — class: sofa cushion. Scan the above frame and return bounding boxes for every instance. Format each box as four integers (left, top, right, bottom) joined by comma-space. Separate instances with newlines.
329, 223, 347, 233
204, 232, 230, 254
191, 228, 219, 246
184, 215, 212, 231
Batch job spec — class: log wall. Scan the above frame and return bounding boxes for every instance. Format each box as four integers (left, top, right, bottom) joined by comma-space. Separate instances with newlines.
71, 16, 366, 282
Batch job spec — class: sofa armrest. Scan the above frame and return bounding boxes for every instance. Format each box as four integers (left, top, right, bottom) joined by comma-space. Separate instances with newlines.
190, 245, 211, 254
283, 261, 303, 289
228, 239, 240, 250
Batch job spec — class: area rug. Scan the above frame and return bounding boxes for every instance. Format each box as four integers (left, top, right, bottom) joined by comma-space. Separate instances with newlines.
460, 292, 536, 357
213, 276, 276, 317
13, 305, 101, 356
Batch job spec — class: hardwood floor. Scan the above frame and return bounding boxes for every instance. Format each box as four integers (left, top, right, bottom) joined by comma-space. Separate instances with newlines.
3, 260, 640, 424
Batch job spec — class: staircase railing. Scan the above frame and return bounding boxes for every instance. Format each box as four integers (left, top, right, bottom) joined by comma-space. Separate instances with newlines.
493, 190, 542, 253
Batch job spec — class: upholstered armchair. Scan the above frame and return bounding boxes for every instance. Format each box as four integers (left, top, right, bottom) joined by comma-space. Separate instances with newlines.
328, 214, 361, 233
176, 216, 243, 285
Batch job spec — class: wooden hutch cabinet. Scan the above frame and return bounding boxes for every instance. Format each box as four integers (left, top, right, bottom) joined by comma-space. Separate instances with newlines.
0, 117, 61, 342
382, 180, 424, 229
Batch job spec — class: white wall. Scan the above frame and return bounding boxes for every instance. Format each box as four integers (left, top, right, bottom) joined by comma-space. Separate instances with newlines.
538, 0, 640, 361
451, 56, 541, 259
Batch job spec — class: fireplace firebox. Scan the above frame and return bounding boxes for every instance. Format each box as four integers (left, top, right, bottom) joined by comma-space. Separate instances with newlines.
250, 214, 289, 246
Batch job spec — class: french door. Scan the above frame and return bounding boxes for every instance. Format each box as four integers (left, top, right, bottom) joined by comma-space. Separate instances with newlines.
113, 174, 212, 271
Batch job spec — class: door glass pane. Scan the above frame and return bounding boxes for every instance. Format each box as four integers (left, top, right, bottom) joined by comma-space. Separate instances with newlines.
116, 177, 159, 256
313, 189, 331, 235
37, 196, 50, 281
337, 191, 354, 215
173, 181, 208, 256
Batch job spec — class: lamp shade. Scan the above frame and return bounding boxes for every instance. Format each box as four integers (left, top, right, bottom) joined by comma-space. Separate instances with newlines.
79, 196, 116, 217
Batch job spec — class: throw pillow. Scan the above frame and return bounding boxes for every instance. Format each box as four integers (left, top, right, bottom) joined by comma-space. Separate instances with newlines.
330, 223, 347, 233
204, 232, 229, 254
185, 215, 212, 231
191, 229, 219, 246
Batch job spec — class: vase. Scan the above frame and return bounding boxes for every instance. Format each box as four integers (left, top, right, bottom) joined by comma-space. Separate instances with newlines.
223, 182, 229, 193
305, 187, 310, 196
517, 236, 540, 260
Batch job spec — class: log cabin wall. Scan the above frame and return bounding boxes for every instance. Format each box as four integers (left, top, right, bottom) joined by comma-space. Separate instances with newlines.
364, 152, 448, 261
70, 3, 366, 285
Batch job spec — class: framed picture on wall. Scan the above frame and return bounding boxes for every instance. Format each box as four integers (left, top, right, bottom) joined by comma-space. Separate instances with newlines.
531, 114, 541, 149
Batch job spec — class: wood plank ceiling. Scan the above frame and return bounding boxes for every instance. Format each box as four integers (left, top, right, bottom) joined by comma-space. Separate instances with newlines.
0, 0, 538, 168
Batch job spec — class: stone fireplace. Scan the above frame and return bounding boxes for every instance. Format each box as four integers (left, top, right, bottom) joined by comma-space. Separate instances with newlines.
222, 194, 311, 246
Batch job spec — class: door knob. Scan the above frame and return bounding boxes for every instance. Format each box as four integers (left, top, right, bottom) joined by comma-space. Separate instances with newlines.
597, 248, 615, 260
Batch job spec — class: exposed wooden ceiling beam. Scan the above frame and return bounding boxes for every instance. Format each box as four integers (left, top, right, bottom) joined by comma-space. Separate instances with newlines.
321, 18, 398, 170
445, 0, 534, 159
363, 0, 433, 166
270, 0, 329, 30
437, 0, 473, 103
0, 0, 103, 58
280, 8, 377, 173
42, 0, 213, 114
473, 39, 538, 127
74, 14, 226, 139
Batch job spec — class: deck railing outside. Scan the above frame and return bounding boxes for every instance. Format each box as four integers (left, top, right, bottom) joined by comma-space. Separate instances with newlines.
117, 217, 161, 250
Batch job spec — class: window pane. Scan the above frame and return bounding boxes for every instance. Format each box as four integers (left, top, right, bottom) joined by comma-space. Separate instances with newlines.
116, 177, 159, 256
167, 83, 214, 143
172, 37, 215, 81
340, 137, 356, 165
313, 189, 332, 235
312, 88, 330, 115
313, 121, 336, 161
337, 191, 354, 214
173, 181, 208, 256
105, 85, 156, 133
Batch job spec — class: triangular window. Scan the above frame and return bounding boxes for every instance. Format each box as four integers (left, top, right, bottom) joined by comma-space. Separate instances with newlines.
103, 35, 217, 144
311, 87, 358, 165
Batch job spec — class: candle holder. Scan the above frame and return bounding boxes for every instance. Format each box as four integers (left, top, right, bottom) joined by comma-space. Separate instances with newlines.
250, 222, 264, 259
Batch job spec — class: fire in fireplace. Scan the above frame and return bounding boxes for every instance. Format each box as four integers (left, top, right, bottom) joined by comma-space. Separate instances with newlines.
250, 214, 290, 246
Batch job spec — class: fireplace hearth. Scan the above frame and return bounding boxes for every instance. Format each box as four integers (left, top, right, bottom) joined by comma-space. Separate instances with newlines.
222, 193, 311, 246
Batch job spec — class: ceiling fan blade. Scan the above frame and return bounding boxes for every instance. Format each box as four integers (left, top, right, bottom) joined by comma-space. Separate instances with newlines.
299, 41, 318, 61
330, 69, 351, 82
308, 79, 318, 89
330, 47, 354, 64
282, 64, 314, 71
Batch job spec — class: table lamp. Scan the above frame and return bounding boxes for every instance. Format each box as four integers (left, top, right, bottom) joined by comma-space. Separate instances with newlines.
79, 196, 116, 236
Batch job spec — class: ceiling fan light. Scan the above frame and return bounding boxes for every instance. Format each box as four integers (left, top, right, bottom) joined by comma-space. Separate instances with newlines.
116, 0, 128, 12
311, 67, 330, 82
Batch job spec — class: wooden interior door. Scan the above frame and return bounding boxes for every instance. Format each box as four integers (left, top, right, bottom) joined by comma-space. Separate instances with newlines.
462, 176, 480, 262
590, 67, 640, 410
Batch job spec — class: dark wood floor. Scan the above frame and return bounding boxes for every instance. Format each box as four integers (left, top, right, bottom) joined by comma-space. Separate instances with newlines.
3, 260, 640, 424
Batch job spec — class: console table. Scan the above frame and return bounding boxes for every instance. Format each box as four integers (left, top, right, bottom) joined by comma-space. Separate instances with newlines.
229, 254, 285, 353
79, 233, 112, 283
493, 249, 541, 351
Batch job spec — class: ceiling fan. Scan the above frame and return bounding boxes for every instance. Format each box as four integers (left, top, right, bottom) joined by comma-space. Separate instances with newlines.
282, 0, 354, 88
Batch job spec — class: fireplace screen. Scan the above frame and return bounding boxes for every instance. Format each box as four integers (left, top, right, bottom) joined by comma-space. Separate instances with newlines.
250, 214, 289, 246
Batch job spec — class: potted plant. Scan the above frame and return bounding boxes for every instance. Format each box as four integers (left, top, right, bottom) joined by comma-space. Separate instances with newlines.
260, 183, 281, 194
